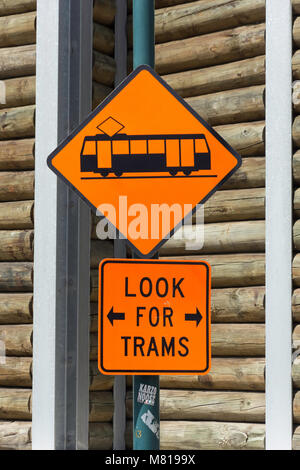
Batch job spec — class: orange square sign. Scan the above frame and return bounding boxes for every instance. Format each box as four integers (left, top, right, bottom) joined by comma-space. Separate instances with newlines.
98, 259, 211, 375
47, 65, 241, 258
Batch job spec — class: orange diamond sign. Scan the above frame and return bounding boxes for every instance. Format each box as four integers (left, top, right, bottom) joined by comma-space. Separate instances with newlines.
47, 65, 241, 257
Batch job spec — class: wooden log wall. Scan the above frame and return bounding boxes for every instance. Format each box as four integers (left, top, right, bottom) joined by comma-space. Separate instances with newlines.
0, 0, 116, 451
292, 0, 300, 451
0, 0, 36, 451
120, 0, 267, 450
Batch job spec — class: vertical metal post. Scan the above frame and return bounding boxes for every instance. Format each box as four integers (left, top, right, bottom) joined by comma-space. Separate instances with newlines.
33, 0, 92, 450
133, 0, 155, 70
265, 0, 293, 450
113, 0, 128, 451
132, 0, 160, 451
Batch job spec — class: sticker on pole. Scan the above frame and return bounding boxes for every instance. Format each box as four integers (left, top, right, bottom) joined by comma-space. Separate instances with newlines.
98, 259, 211, 375
47, 65, 241, 258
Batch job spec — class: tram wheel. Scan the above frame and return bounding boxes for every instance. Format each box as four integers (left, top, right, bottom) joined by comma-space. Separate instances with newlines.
100, 170, 109, 177
183, 170, 192, 176
114, 171, 123, 177
169, 170, 178, 176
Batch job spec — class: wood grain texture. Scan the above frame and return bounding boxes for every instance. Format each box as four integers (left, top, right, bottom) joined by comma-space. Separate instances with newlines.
0, 201, 33, 229
163, 55, 265, 98
0, 293, 32, 324
0, 324, 32, 356
160, 254, 265, 288
221, 157, 265, 190
93, 51, 115, 87
186, 85, 265, 126
293, 0, 300, 13
160, 220, 265, 255
154, 0, 265, 44
0, 0, 36, 16
0, 389, 31, 420
0, 420, 31, 450
93, 0, 115, 26
200, 188, 265, 223
155, 0, 196, 8
294, 151, 300, 184
293, 325, 300, 349
90, 240, 114, 268
90, 362, 114, 391
89, 391, 114, 422
215, 121, 265, 156
293, 426, 300, 450
0, 230, 33, 261
0, 105, 35, 139
93, 22, 114, 56
0, 171, 34, 201
0, 45, 35, 79
0, 357, 31, 387
211, 323, 265, 356
293, 289, 300, 322
293, 357, 300, 389
159, 421, 265, 450
0, 139, 34, 170
127, 390, 265, 423
89, 423, 112, 450
0, 263, 33, 292
294, 391, 300, 423
293, 255, 300, 287
93, 82, 112, 109
211, 286, 265, 323
293, 115, 300, 148
0, 11, 36, 48
159, 358, 266, 391
155, 23, 265, 75
0, 76, 35, 110
125, 420, 265, 450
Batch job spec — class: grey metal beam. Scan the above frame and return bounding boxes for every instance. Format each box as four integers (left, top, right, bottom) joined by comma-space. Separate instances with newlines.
265, 0, 293, 450
33, 0, 92, 450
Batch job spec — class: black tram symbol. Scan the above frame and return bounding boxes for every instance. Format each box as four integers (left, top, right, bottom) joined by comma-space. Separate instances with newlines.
80, 118, 211, 177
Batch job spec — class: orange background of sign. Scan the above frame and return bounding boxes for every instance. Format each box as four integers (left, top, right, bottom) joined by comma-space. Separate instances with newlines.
49, 67, 240, 257
98, 259, 211, 375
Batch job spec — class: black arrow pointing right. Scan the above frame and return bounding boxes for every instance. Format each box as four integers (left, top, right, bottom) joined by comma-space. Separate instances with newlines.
107, 307, 125, 326
185, 308, 203, 327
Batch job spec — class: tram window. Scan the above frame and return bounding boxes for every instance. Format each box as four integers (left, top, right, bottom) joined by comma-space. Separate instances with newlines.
82, 140, 96, 155
131, 140, 147, 154
148, 140, 165, 154
113, 140, 129, 155
195, 138, 209, 153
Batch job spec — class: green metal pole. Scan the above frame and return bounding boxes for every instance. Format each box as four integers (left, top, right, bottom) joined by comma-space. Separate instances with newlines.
133, 0, 155, 69
132, 0, 159, 451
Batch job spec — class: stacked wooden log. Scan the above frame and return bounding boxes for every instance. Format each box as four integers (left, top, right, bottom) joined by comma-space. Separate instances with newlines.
92, 0, 115, 109
0, 0, 36, 451
124, 0, 267, 451
292, 0, 300, 450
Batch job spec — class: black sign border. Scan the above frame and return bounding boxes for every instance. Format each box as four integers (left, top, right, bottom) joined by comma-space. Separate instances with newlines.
99, 259, 211, 374
47, 65, 242, 259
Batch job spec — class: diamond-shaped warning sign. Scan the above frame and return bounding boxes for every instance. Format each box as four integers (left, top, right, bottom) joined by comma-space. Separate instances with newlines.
47, 65, 241, 257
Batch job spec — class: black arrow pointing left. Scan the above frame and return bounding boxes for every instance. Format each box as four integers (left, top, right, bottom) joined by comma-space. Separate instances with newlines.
107, 307, 125, 326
